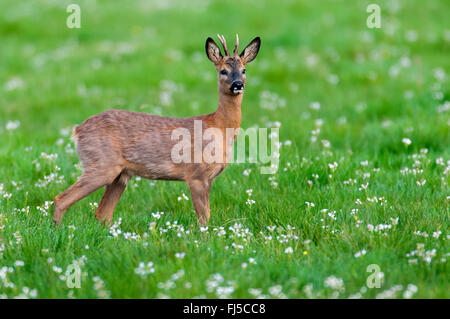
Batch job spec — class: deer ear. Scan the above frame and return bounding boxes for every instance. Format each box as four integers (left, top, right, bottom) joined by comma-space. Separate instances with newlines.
206, 37, 222, 64
239, 37, 261, 64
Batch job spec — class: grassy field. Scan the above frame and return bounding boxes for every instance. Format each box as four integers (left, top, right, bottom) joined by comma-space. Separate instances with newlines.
0, 0, 448, 298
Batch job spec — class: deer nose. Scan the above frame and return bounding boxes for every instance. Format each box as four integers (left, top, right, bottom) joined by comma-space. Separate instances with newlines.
230, 81, 244, 93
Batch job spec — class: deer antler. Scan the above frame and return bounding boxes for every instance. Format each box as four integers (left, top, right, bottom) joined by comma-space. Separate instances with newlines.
217, 34, 230, 56
233, 34, 239, 56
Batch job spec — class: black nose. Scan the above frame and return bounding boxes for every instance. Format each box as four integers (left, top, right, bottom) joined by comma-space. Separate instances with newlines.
230, 81, 244, 91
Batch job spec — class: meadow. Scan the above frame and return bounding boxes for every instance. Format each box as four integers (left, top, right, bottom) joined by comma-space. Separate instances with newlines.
0, 0, 448, 298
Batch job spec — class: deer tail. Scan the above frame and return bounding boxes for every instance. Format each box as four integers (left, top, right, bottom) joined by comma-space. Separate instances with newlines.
71, 125, 80, 144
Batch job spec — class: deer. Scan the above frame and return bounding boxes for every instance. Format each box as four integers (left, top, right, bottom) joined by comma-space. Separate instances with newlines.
52, 34, 261, 226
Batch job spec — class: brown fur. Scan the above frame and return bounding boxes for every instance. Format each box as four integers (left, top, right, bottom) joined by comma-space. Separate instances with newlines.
53, 36, 260, 226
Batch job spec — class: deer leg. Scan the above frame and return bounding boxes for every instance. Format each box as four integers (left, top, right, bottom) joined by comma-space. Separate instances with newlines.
187, 179, 211, 226
53, 167, 121, 225
94, 173, 129, 224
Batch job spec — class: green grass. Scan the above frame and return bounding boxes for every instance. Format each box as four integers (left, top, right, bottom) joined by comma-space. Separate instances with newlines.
0, 0, 449, 298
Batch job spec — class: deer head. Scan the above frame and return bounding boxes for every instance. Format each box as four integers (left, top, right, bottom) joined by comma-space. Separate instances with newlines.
206, 34, 261, 95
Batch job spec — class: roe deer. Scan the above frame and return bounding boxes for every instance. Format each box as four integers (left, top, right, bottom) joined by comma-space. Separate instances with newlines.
53, 34, 261, 226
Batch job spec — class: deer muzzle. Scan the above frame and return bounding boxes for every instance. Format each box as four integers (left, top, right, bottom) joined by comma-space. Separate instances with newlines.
230, 81, 244, 94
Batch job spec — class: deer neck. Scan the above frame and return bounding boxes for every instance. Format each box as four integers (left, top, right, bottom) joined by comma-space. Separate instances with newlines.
213, 91, 242, 129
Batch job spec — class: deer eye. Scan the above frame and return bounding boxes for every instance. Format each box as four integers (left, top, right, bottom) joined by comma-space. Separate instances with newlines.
220, 69, 227, 75
242, 69, 246, 74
